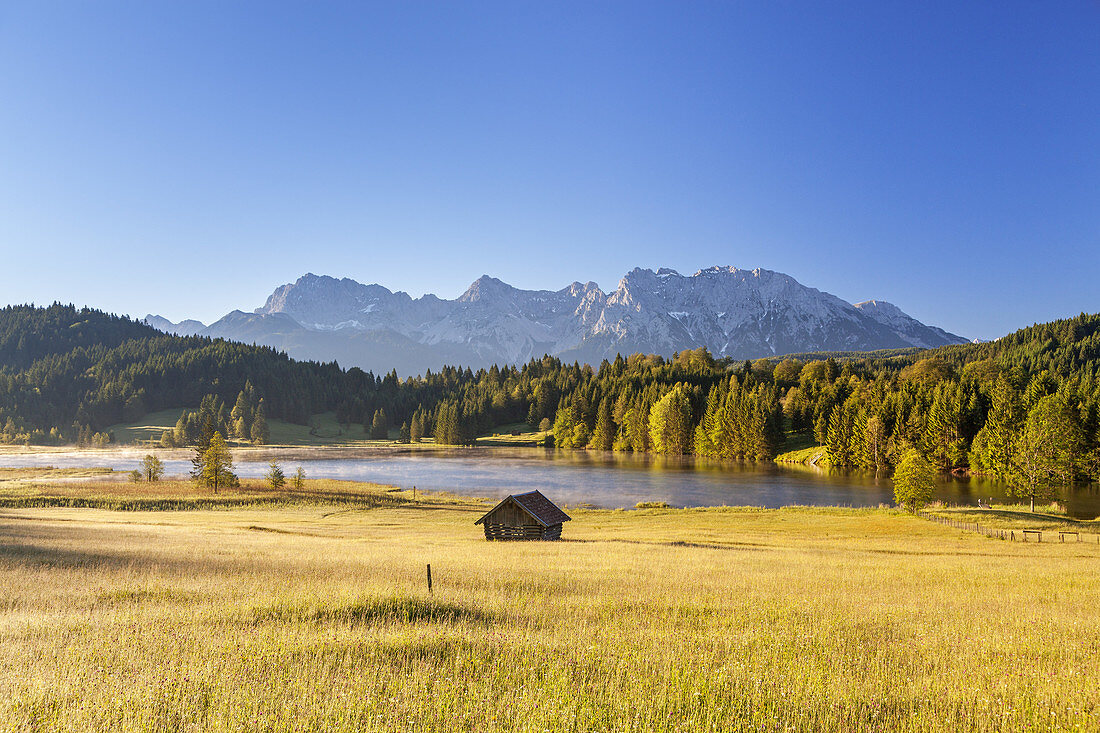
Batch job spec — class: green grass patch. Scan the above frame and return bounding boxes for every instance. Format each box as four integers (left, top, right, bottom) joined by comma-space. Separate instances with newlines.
925, 505, 1100, 531
774, 445, 832, 467
476, 422, 551, 447
104, 408, 189, 445
780, 429, 818, 453
251, 597, 492, 626
109, 409, 399, 447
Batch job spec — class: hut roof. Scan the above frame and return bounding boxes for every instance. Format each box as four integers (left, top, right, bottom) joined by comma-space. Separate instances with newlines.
474, 490, 572, 527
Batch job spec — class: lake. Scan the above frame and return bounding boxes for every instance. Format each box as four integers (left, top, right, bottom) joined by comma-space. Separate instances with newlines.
2, 446, 1098, 518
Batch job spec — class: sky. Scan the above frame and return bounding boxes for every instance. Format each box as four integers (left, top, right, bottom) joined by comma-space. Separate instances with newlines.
0, 2, 1097, 341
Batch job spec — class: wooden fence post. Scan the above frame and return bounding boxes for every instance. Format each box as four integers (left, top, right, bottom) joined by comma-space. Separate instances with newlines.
427, 563, 433, 594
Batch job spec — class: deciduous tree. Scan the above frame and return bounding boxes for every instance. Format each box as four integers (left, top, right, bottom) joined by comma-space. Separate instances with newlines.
140, 454, 164, 482
893, 449, 935, 512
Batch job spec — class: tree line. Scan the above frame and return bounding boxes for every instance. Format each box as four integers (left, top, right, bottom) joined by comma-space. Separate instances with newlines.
3, 304, 1100, 503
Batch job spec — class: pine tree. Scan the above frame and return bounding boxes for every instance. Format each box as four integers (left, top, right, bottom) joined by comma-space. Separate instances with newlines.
250, 400, 269, 445
693, 387, 720, 458
710, 382, 739, 459
370, 408, 388, 439
196, 432, 237, 493
825, 402, 855, 466
174, 411, 190, 446
571, 421, 591, 448
749, 397, 775, 460
648, 384, 693, 455
292, 466, 306, 490
434, 401, 468, 445
1023, 370, 1057, 411
552, 399, 577, 449
197, 407, 217, 452
399, 420, 411, 443
265, 460, 285, 490
588, 397, 615, 451
410, 409, 424, 443
923, 383, 963, 471
230, 389, 253, 439
970, 376, 1023, 475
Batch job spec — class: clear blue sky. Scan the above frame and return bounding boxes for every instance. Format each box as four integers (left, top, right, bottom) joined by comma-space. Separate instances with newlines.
1, 2, 1097, 340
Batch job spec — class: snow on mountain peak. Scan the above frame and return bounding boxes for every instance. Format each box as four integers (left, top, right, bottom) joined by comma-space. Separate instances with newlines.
172, 266, 968, 374
854, 300, 965, 348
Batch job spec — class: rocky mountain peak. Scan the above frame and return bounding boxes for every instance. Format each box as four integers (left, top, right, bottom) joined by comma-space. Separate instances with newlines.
149, 266, 968, 375
458, 275, 516, 303
564, 281, 604, 298
854, 299, 905, 317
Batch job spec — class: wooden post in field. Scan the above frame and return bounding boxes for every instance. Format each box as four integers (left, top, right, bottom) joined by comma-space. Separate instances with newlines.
426, 563, 433, 594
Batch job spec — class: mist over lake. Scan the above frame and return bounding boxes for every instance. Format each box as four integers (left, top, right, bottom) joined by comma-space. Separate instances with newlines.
4, 446, 1098, 518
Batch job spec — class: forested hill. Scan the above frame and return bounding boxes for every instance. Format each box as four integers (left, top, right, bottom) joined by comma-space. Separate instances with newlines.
0, 304, 348, 442
927, 316, 1100, 378
0, 304, 156, 371
2, 304, 1100, 491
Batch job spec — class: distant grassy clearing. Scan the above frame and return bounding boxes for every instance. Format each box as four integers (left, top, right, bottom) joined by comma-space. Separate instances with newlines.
0, 466, 119, 483
107, 410, 396, 448
263, 411, 374, 447
1, 485, 1098, 731
475, 422, 551, 447
109, 409, 556, 449
0, 476, 476, 511
774, 444, 831, 466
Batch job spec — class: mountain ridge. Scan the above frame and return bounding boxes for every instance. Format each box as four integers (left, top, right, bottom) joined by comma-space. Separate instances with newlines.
147, 266, 968, 375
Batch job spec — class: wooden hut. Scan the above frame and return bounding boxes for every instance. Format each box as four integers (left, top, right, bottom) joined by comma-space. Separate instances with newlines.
475, 490, 571, 541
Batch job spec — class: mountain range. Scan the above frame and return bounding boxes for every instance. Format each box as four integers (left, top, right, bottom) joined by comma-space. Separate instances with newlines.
145, 266, 968, 375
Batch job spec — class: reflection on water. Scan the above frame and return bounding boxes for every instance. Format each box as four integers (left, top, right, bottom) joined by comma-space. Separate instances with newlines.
2, 447, 1099, 518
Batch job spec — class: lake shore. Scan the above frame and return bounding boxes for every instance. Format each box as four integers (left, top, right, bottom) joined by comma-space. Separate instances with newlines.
2, 444, 1098, 518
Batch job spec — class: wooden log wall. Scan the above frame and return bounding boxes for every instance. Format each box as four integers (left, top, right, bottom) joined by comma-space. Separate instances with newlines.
483, 522, 563, 541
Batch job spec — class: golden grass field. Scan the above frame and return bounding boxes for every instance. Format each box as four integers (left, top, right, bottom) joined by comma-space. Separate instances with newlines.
1, 475, 1099, 732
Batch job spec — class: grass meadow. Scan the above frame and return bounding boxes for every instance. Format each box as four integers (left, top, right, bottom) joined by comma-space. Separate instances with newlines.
1, 478, 1099, 731
106, 411, 552, 448
105, 410, 382, 448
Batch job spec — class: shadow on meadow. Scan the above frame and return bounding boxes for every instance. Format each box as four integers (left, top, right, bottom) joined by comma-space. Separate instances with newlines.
250, 597, 494, 627
561, 537, 772, 552
0, 542, 159, 571
94, 587, 195, 606
0, 519, 256, 575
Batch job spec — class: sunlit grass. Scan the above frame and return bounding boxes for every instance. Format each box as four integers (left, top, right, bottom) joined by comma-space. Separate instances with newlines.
926, 504, 1099, 537
0, 475, 476, 512
1, 482, 1098, 731
475, 422, 551, 446
774, 444, 832, 466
